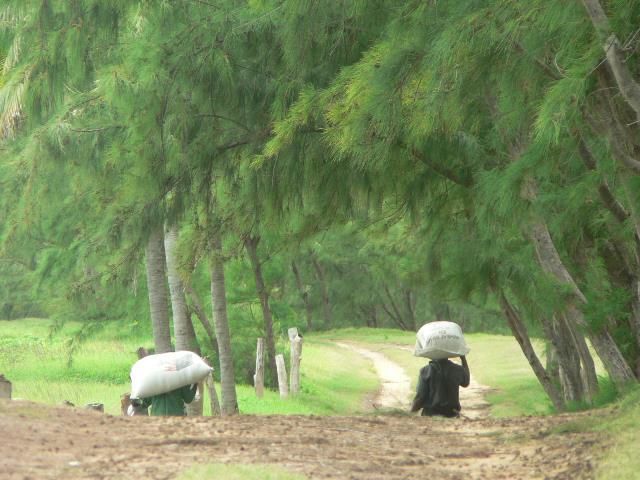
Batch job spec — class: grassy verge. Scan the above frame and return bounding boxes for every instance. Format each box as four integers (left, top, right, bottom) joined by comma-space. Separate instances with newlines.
0, 319, 378, 415
593, 386, 640, 480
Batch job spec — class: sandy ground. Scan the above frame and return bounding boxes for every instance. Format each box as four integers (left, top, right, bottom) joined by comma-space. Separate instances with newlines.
0, 344, 601, 480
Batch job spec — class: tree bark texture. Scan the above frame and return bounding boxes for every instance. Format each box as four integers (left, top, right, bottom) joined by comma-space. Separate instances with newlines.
210, 231, 238, 415
145, 226, 172, 354
244, 236, 278, 387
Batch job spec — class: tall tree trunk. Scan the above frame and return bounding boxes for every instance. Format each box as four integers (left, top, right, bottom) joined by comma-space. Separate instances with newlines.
311, 255, 332, 328
244, 235, 278, 387
164, 225, 202, 416
210, 230, 238, 415
145, 226, 172, 354
291, 260, 313, 331
498, 290, 565, 411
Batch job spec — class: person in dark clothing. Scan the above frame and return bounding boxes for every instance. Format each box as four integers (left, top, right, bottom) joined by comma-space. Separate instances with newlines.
131, 383, 197, 416
411, 356, 470, 417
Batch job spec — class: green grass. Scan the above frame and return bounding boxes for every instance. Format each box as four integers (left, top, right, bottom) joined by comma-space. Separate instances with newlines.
177, 463, 307, 480
0, 319, 379, 415
593, 386, 640, 480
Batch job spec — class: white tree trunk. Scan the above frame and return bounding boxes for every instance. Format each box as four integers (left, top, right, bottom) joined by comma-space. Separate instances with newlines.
145, 226, 172, 354
210, 230, 238, 415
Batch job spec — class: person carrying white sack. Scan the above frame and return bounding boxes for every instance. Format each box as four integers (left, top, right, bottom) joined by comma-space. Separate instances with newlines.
128, 350, 212, 416
131, 383, 197, 416
411, 321, 471, 418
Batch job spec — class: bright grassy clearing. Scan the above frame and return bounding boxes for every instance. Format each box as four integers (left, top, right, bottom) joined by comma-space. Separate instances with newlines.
0, 319, 378, 416
177, 463, 307, 480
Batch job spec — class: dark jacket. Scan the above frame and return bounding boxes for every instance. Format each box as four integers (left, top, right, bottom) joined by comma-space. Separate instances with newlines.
411, 357, 470, 417
140, 384, 197, 416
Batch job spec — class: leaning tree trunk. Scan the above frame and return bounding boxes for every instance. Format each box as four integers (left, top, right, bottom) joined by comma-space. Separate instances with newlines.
210, 230, 238, 415
498, 290, 565, 411
529, 218, 635, 390
553, 313, 589, 403
165, 225, 202, 416
244, 235, 278, 387
291, 260, 313, 331
145, 226, 172, 354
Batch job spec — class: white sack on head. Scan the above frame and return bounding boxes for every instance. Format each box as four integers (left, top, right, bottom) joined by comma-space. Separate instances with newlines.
414, 321, 470, 359
130, 351, 213, 399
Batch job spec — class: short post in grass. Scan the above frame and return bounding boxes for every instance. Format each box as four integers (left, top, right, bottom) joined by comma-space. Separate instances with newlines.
288, 328, 303, 395
275, 354, 289, 398
254, 338, 265, 398
0, 374, 11, 399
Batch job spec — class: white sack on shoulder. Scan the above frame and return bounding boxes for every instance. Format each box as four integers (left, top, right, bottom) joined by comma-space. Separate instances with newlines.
414, 321, 470, 359
130, 351, 213, 399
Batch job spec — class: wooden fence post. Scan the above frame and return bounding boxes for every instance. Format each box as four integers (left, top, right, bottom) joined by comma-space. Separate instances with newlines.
288, 328, 303, 395
254, 338, 265, 398
275, 354, 289, 398
0, 374, 11, 399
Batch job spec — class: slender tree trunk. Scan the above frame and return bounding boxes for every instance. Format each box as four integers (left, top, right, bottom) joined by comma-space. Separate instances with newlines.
210, 230, 238, 415
311, 255, 332, 329
165, 226, 200, 353
145, 226, 172, 354
291, 260, 313, 331
244, 236, 278, 387
498, 290, 565, 411
165, 225, 202, 416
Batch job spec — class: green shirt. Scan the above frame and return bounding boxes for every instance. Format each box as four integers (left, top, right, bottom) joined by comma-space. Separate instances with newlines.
141, 384, 197, 416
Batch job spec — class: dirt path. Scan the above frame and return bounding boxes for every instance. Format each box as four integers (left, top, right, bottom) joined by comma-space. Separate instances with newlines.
335, 342, 411, 410
337, 343, 491, 419
0, 400, 599, 479
0, 343, 601, 479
